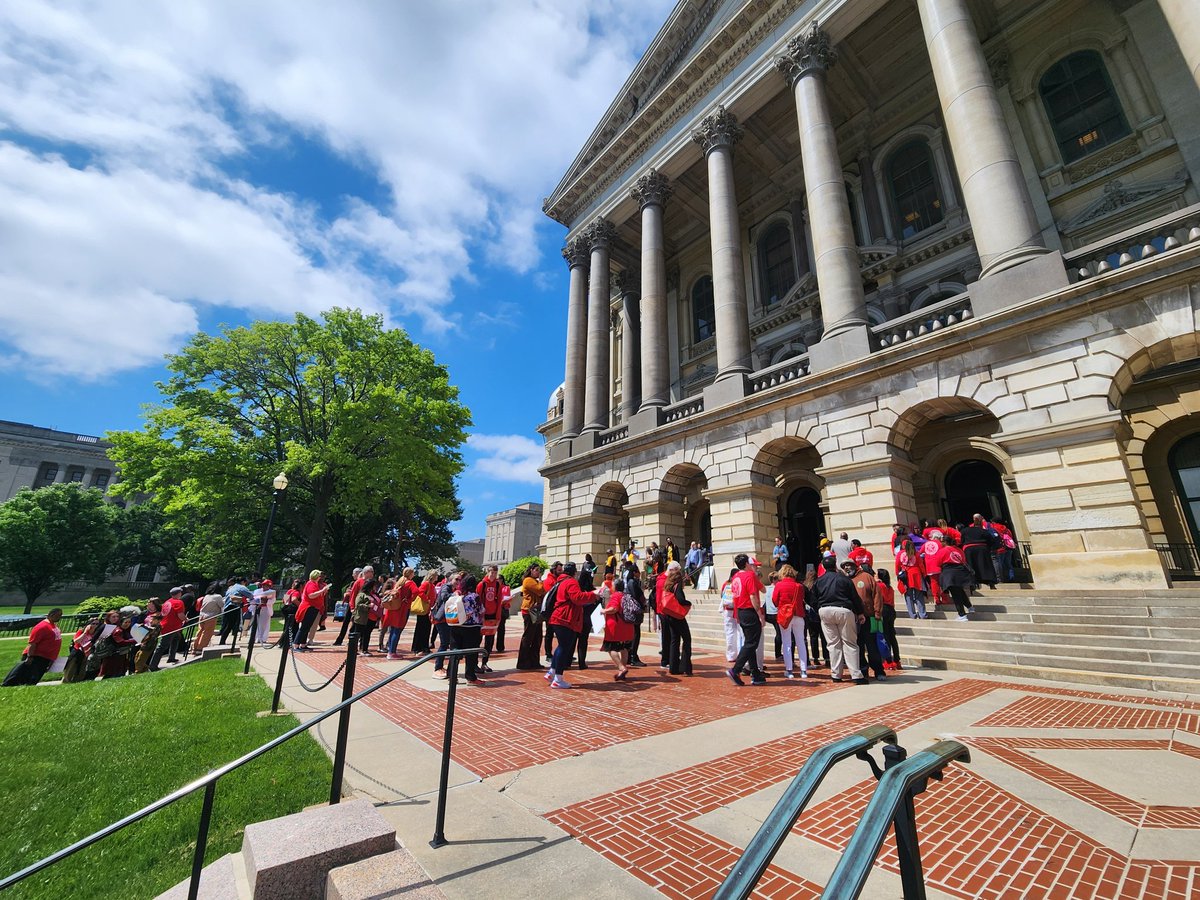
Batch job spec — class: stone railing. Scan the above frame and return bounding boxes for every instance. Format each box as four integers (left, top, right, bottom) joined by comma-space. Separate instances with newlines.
662, 395, 704, 423
748, 354, 811, 395
1067, 203, 1200, 283
873, 292, 973, 349
597, 424, 629, 446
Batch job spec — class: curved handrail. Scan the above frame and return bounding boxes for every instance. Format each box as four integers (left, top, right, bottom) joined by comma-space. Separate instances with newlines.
714, 724, 897, 900
0, 647, 477, 892
820, 740, 971, 900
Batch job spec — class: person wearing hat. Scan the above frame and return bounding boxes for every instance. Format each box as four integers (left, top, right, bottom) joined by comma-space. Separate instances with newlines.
294, 570, 330, 651
810, 555, 868, 684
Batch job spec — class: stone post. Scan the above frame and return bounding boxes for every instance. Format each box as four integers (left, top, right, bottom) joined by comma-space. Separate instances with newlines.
631, 169, 671, 410
617, 274, 641, 422
583, 218, 616, 433
691, 107, 752, 382
1158, 0, 1200, 91
776, 26, 871, 367
560, 238, 590, 439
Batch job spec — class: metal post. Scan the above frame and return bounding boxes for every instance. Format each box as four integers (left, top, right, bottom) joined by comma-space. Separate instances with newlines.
187, 780, 217, 900
883, 743, 926, 899
430, 653, 460, 848
245, 490, 280, 675
242, 619, 258, 675
270, 614, 292, 715
329, 632, 358, 805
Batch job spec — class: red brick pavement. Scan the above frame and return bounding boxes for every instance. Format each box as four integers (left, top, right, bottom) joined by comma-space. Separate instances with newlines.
977, 695, 1200, 732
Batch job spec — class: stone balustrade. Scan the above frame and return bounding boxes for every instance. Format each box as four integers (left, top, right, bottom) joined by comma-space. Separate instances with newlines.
597, 424, 629, 446
1067, 203, 1200, 282
748, 354, 811, 395
662, 395, 705, 423
874, 293, 974, 348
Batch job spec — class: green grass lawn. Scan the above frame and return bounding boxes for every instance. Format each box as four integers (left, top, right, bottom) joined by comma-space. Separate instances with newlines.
0, 637, 64, 682
0, 657, 332, 898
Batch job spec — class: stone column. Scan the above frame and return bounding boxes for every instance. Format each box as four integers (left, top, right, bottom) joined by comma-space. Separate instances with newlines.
788, 196, 811, 275
915, 0, 1047, 276
583, 218, 616, 433
776, 25, 871, 363
618, 275, 641, 422
691, 107, 752, 380
631, 169, 671, 409
560, 237, 590, 439
1158, 0, 1200, 91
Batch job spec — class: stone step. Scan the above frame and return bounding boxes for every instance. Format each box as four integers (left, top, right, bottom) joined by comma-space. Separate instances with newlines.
157, 853, 247, 900
898, 605, 1200, 621
899, 631, 1200, 666
895, 620, 1200, 639
242, 799, 396, 900
896, 640, 1191, 680
325, 847, 444, 899
910, 655, 1200, 697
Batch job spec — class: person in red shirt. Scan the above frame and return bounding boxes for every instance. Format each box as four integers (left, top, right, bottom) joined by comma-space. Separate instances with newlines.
895, 539, 928, 620
772, 565, 808, 679
3, 608, 64, 686
546, 562, 603, 689
294, 570, 331, 651
727, 554, 767, 686
477, 566, 505, 672
410, 572, 437, 655
542, 561, 563, 664
601, 579, 635, 680
383, 570, 415, 659
876, 569, 901, 670
933, 542, 975, 620
148, 589, 186, 671
847, 540, 873, 570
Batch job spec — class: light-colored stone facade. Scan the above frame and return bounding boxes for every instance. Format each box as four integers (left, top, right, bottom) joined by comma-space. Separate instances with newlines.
538, 0, 1200, 591
483, 502, 544, 568
0, 419, 117, 501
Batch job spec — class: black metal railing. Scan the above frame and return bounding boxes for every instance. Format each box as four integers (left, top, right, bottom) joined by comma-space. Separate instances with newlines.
0, 639, 477, 898
821, 740, 971, 899
713, 725, 897, 900
1156, 542, 1200, 579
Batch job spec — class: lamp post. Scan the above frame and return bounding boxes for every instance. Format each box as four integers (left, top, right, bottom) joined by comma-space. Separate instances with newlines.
244, 472, 288, 675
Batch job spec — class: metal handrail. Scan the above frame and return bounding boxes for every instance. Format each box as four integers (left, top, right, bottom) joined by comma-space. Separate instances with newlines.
714, 725, 897, 900
0, 645, 478, 895
821, 740, 971, 900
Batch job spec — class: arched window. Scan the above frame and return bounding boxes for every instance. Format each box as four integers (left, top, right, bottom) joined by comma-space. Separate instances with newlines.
692, 276, 715, 343
758, 223, 795, 307
1170, 433, 1200, 546
887, 141, 943, 240
1039, 50, 1130, 165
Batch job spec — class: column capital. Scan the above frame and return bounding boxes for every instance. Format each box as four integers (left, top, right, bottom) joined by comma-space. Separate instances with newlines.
584, 218, 616, 251
610, 269, 637, 295
562, 236, 590, 269
631, 168, 673, 209
775, 23, 837, 86
691, 105, 744, 155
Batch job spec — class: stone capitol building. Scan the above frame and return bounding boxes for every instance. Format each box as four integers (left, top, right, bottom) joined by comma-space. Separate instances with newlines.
536, 0, 1200, 592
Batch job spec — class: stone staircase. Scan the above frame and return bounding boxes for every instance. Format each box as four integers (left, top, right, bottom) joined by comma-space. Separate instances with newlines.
683, 586, 1200, 695
158, 798, 442, 900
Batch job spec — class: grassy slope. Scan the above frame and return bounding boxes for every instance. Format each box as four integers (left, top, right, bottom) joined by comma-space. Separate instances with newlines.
0, 658, 331, 898
0, 638, 64, 682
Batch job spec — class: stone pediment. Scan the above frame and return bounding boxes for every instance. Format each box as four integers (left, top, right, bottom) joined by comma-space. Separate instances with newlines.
1058, 171, 1189, 235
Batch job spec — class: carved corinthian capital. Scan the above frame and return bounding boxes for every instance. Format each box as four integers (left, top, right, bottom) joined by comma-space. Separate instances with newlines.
775, 22, 838, 86
691, 105, 744, 155
631, 168, 672, 210
584, 218, 617, 251
562, 236, 590, 269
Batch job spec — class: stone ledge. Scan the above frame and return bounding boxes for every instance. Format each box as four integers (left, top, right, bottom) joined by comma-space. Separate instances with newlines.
326, 847, 444, 900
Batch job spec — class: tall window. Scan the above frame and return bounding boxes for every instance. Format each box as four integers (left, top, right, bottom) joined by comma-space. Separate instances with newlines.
887, 141, 943, 240
35, 462, 58, 487
1039, 50, 1130, 164
692, 276, 715, 343
1171, 433, 1200, 546
758, 223, 796, 307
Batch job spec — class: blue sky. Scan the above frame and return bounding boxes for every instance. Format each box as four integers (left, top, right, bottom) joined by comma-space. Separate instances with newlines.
0, 0, 675, 540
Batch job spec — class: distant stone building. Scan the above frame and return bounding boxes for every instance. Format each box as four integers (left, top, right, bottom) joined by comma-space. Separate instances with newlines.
456, 538, 486, 568
483, 503, 544, 567
0, 419, 116, 502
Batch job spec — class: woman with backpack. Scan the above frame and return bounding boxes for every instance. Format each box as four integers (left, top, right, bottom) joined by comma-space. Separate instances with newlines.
602, 573, 636, 680
445, 574, 484, 685
516, 563, 545, 670
618, 561, 647, 667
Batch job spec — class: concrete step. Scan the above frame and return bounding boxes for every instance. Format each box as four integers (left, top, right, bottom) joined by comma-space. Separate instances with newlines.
895, 619, 1200, 639
899, 631, 1200, 666
911, 655, 1200, 697
243, 799, 396, 900
326, 847, 444, 899
897, 640, 1192, 679
158, 853, 247, 900
897, 605, 1200, 622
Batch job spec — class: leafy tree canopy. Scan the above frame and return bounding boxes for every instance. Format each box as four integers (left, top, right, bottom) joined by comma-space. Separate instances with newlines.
107, 308, 471, 586
0, 483, 117, 613
501, 556, 548, 588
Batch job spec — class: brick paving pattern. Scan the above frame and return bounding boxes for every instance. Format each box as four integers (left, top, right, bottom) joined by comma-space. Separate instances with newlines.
977, 695, 1200, 732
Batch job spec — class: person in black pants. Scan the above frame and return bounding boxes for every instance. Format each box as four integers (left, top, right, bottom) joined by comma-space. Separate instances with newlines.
620, 563, 647, 666
662, 564, 693, 675
726, 554, 766, 686
219, 577, 251, 646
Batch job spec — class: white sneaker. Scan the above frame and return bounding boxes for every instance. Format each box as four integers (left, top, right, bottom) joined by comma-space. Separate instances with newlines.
800, 670, 809, 679
550, 677, 572, 689
785, 671, 795, 679
544, 669, 555, 681
957, 614, 969, 621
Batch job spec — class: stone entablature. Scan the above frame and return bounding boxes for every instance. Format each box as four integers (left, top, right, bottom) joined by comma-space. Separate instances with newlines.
0, 419, 117, 502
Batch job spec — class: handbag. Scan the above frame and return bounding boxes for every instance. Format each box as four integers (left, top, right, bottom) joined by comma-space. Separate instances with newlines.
410, 594, 428, 616
658, 587, 691, 619
333, 600, 349, 621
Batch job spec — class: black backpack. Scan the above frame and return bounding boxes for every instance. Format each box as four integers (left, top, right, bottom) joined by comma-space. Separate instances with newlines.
533, 581, 560, 627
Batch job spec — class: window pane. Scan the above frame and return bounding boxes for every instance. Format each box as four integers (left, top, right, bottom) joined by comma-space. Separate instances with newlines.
1178, 465, 1200, 500
760, 224, 795, 306
887, 141, 943, 239
692, 276, 715, 342
1039, 51, 1130, 164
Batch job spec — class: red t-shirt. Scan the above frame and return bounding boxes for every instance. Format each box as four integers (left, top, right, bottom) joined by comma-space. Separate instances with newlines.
478, 577, 503, 618
160, 597, 185, 634
28, 619, 63, 661
603, 593, 634, 643
878, 582, 896, 607
772, 578, 804, 628
934, 544, 968, 569
731, 570, 763, 610
848, 547, 874, 568
295, 579, 327, 623
547, 576, 597, 632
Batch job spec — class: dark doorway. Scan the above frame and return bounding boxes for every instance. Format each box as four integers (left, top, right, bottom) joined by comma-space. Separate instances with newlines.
943, 460, 1012, 529
784, 487, 825, 572
1170, 432, 1200, 546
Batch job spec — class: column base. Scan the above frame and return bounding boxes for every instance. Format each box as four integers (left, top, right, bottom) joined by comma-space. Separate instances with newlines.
629, 406, 663, 436
1028, 549, 1168, 591
548, 440, 573, 464
808, 324, 872, 373
572, 430, 597, 453
703, 373, 747, 411
968, 250, 1068, 316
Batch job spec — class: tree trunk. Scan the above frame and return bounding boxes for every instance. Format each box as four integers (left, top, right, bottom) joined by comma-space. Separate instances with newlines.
304, 477, 333, 577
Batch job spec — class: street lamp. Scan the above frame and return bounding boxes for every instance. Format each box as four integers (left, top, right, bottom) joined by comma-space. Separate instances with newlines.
245, 472, 288, 674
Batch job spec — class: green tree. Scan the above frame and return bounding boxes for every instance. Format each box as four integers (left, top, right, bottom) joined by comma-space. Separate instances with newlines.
501, 555, 548, 588
110, 502, 189, 583
107, 308, 471, 581
0, 483, 117, 613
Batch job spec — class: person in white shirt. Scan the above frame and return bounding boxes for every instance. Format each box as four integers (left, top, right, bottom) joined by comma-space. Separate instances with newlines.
253, 579, 277, 643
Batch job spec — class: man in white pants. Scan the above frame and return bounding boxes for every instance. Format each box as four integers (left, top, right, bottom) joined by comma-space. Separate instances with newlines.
253, 579, 277, 643
809, 554, 867, 684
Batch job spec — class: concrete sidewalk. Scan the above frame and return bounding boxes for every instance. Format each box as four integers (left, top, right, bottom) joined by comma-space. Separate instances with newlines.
251, 636, 1200, 899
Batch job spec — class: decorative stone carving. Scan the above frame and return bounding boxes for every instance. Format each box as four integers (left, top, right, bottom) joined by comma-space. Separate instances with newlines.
562, 236, 590, 269
585, 218, 617, 251
690, 105, 744, 155
631, 168, 673, 209
1058, 171, 1189, 233
774, 22, 837, 86
610, 269, 637, 295
986, 47, 1010, 88
666, 266, 681, 294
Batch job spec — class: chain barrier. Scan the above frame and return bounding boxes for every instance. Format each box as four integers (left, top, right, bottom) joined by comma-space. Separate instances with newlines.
287, 622, 350, 692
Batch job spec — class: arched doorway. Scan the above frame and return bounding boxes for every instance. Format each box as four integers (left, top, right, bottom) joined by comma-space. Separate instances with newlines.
1170, 432, 1200, 546
593, 482, 630, 559
784, 487, 825, 572
943, 459, 1012, 527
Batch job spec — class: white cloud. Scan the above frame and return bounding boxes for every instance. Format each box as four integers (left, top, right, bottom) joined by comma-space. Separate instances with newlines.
466, 433, 545, 485
0, 0, 675, 377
